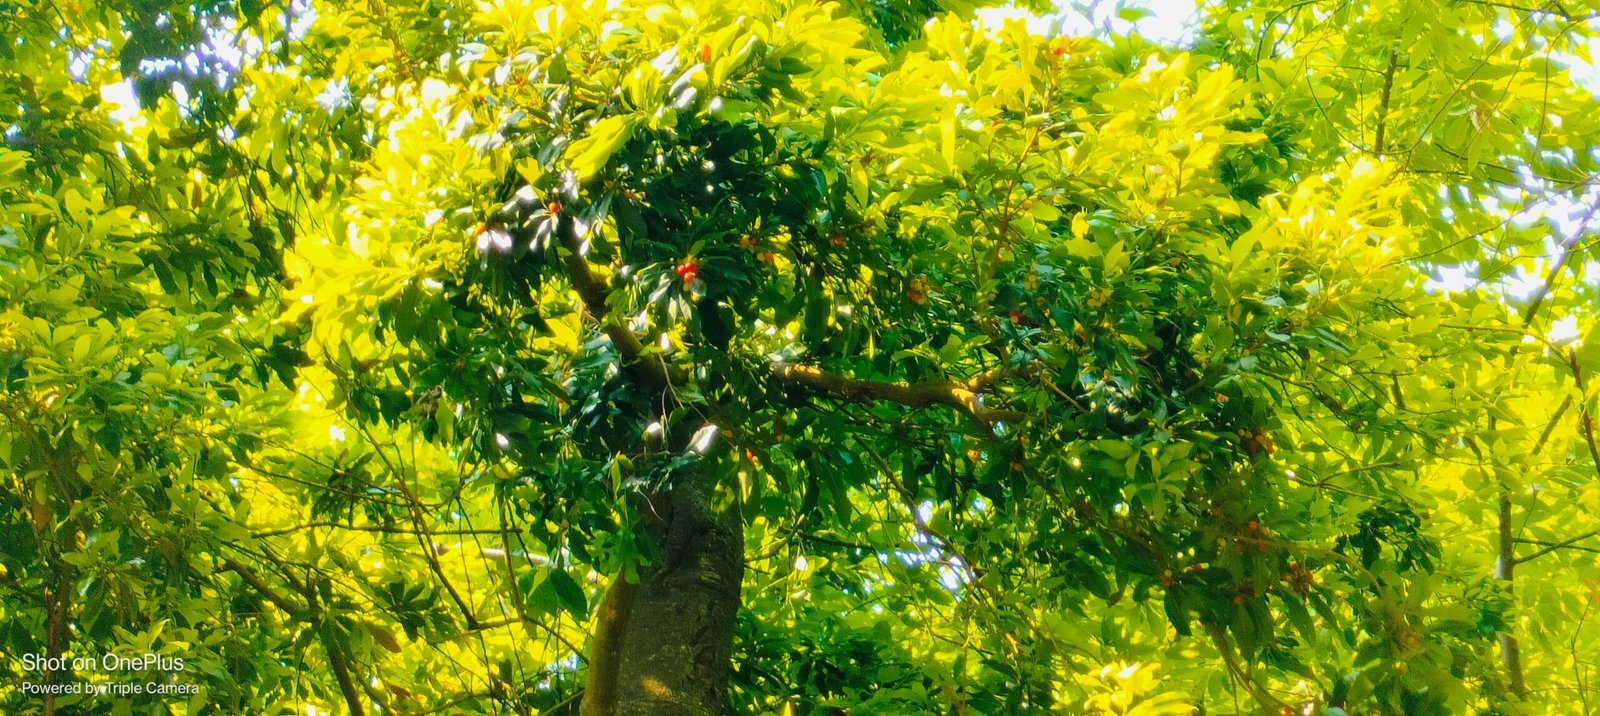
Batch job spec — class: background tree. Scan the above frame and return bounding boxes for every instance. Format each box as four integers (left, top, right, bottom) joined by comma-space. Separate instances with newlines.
3, 0, 1600, 715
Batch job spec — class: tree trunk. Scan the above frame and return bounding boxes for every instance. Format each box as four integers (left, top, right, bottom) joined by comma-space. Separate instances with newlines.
1495, 491, 1527, 696
582, 469, 744, 716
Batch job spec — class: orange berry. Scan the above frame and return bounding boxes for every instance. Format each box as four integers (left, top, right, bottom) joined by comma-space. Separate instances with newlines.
676, 259, 699, 286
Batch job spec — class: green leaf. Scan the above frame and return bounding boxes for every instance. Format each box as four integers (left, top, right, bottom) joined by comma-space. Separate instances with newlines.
1164, 589, 1192, 637
547, 570, 589, 618
567, 116, 639, 182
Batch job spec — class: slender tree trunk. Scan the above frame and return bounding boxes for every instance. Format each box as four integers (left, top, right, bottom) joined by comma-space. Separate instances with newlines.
36, 498, 72, 716
1494, 241, 1576, 700
1495, 492, 1527, 697
42, 561, 69, 716
582, 469, 744, 716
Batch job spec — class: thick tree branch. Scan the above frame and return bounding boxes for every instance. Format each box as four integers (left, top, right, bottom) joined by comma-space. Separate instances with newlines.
557, 216, 679, 389
771, 362, 1026, 425
315, 594, 368, 716
220, 557, 307, 618
250, 522, 515, 539
553, 210, 1033, 428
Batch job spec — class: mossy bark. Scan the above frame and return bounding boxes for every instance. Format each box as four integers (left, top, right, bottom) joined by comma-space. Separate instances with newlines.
582, 470, 744, 716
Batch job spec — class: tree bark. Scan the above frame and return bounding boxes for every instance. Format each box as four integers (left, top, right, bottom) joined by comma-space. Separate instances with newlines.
1496, 492, 1527, 697
581, 468, 744, 716
552, 209, 1009, 714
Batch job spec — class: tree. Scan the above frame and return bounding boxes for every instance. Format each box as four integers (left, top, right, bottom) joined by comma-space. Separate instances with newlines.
3, 0, 1600, 714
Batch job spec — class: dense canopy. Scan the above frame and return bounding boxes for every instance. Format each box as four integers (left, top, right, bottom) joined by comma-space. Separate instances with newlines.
3, 0, 1600, 714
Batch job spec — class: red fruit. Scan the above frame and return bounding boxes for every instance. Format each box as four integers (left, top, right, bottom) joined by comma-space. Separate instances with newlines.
758, 252, 776, 263
547, 201, 562, 215
1053, 46, 1065, 58
1010, 309, 1023, 324
677, 259, 699, 286
700, 43, 712, 63
830, 234, 846, 247
1247, 520, 1260, 532
1256, 543, 1268, 553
